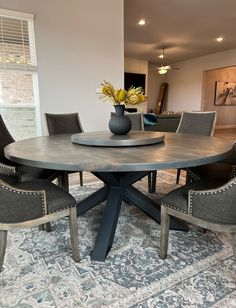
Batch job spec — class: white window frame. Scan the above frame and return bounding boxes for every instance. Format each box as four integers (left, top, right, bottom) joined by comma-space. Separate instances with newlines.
0, 8, 41, 136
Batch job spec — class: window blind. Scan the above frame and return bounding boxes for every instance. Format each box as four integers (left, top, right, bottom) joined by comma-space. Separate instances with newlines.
0, 9, 36, 71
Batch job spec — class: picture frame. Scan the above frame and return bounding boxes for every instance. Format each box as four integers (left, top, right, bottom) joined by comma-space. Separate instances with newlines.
214, 81, 236, 106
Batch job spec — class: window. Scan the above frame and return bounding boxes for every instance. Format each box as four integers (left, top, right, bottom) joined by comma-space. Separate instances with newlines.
0, 8, 40, 140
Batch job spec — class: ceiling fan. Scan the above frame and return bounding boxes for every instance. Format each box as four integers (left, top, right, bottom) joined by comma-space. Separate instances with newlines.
151, 48, 179, 75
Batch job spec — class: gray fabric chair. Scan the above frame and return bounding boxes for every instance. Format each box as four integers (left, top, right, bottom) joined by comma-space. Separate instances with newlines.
159, 177, 236, 260
111, 111, 144, 131
0, 174, 80, 271
187, 142, 236, 184
148, 111, 217, 193
176, 111, 217, 135
126, 111, 144, 130
45, 113, 84, 190
0, 114, 58, 183
175, 111, 217, 184
45, 112, 83, 135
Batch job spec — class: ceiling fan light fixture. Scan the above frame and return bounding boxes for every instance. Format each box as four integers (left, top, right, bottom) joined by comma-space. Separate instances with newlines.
216, 36, 223, 42
138, 19, 146, 25
158, 68, 168, 75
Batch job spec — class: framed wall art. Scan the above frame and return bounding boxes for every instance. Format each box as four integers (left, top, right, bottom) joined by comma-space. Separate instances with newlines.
214, 81, 236, 106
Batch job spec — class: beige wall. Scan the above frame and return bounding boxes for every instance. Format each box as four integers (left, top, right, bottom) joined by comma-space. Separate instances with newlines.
124, 58, 148, 93
0, 0, 124, 133
202, 66, 236, 127
166, 48, 236, 117
147, 68, 164, 112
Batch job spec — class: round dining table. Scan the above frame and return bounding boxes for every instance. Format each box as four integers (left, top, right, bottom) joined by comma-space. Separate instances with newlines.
5, 131, 233, 261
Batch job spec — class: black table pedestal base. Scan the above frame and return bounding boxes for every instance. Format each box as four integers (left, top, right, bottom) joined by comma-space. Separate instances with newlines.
77, 171, 187, 261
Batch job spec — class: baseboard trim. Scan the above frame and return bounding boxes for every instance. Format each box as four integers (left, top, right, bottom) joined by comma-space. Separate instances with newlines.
215, 124, 236, 129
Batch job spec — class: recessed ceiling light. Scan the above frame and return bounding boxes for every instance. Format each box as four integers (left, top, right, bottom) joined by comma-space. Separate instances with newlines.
138, 19, 146, 25
216, 36, 223, 42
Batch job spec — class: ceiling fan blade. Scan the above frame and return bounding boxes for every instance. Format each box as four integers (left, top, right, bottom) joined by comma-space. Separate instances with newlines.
162, 65, 180, 70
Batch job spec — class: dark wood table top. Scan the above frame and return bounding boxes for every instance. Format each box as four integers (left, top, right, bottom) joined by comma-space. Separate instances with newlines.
5, 132, 233, 172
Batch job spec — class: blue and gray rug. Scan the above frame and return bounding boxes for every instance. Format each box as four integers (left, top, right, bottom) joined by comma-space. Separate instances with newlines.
0, 171, 236, 307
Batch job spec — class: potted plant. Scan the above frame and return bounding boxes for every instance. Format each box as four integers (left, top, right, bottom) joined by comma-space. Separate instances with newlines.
100, 80, 144, 135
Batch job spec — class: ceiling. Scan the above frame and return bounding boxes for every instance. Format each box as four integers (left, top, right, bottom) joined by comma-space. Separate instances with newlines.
124, 0, 236, 65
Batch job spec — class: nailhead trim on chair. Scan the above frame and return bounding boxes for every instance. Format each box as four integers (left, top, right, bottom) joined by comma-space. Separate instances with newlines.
0, 172, 20, 181
190, 181, 236, 196
188, 179, 236, 214
161, 202, 188, 214
49, 204, 76, 214
0, 183, 46, 215
0, 163, 20, 181
231, 166, 236, 179
188, 194, 193, 215
0, 162, 16, 174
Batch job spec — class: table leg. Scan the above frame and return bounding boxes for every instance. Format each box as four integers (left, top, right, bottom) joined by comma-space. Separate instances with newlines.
77, 171, 188, 261
124, 185, 188, 231
76, 185, 108, 215
91, 187, 123, 261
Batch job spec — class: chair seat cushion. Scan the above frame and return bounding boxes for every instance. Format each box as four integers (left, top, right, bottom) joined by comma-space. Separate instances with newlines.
161, 179, 225, 213
16, 180, 76, 214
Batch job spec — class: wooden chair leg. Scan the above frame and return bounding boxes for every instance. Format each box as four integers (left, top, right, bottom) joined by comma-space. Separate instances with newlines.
160, 206, 170, 260
0, 230, 7, 271
148, 171, 157, 193
176, 169, 181, 184
45, 222, 52, 232
79, 171, 83, 186
185, 169, 191, 185
58, 172, 69, 192
232, 233, 236, 259
148, 172, 152, 193
152, 170, 157, 193
69, 207, 80, 262
38, 222, 51, 232
62, 172, 69, 192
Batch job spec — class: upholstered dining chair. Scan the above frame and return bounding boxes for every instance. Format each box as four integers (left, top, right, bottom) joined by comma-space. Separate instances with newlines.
186, 142, 236, 184
175, 111, 217, 184
159, 177, 236, 260
111, 111, 144, 131
45, 113, 84, 191
126, 111, 144, 131
0, 174, 80, 271
148, 111, 217, 193
0, 114, 58, 183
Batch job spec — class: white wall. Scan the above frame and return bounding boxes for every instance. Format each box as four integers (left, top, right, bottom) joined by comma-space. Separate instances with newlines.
166, 48, 236, 112
0, 0, 124, 133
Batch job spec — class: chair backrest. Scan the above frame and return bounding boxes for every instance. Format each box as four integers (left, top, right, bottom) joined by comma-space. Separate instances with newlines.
126, 112, 144, 130
0, 115, 15, 164
190, 176, 236, 224
45, 113, 83, 135
111, 111, 144, 131
176, 111, 217, 136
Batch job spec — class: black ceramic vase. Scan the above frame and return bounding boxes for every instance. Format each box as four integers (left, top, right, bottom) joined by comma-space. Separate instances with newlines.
109, 104, 132, 135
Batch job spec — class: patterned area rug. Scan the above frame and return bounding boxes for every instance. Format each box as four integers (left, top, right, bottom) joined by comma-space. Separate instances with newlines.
1, 171, 236, 307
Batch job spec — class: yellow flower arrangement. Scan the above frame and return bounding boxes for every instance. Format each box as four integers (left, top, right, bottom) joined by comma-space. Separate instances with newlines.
100, 80, 144, 105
